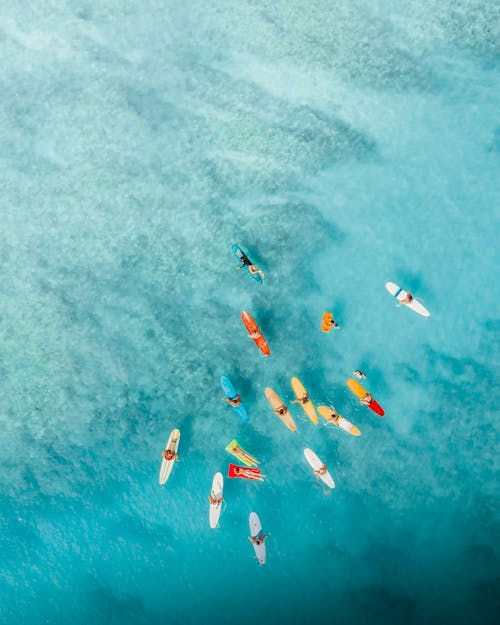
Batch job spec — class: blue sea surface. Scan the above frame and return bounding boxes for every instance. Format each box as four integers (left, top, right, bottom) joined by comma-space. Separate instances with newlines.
0, 2, 499, 624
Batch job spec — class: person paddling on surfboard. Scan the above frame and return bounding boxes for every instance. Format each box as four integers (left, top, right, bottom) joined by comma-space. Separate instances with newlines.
360, 392, 373, 406
162, 449, 178, 461
274, 404, 288, 416
221, 393, 241, 407
238, 253, 265, 280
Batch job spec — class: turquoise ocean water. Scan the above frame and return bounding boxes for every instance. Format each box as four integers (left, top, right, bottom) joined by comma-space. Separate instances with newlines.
1, 2, 499, 624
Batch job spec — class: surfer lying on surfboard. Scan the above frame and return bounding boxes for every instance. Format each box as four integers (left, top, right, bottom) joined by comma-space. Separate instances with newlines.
322, 407, 341, 425
237, 253, 265, 279
221, 393, 241, 407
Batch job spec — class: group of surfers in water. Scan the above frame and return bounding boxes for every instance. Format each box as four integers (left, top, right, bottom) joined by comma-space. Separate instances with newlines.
162, 251, 409, 544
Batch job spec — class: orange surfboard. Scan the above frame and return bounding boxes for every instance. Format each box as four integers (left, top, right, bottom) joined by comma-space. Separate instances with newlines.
241, 311, 270, 356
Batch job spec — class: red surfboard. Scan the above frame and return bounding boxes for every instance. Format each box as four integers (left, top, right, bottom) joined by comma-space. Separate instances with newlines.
240, 311, 270, 356
227, 464, 264, 481
366, 398, 384, 416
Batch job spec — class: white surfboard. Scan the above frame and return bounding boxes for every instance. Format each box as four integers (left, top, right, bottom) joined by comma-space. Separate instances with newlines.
304, 448, 335, 489
158, 429, 180, 485
249, 512, 266, 565
385, 282, 430, 318
209, 472, 224, 529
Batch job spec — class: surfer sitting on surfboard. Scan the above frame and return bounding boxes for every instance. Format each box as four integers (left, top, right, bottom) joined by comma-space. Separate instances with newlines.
249, 533, 268, 546
360, 392, 373, 406
221, 393, 241, 407
238, 253, 265, 279
292, 393, 310, 405
162, 449, 178, 461
314, 464, 328, 477
208, 493, 224, 507
400, 292, 414, 305
274, 404, 288, 416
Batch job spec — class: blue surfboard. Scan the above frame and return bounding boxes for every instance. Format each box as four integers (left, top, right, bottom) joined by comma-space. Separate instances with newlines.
220, 376, 249, 422
232, 244, 262, 284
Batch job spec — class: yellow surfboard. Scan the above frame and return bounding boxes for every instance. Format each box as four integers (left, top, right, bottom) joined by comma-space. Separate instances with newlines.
346, 378, 367, 399
318, 405, 361, 436
264, 387, 297, 432
290, 377, 318, 425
